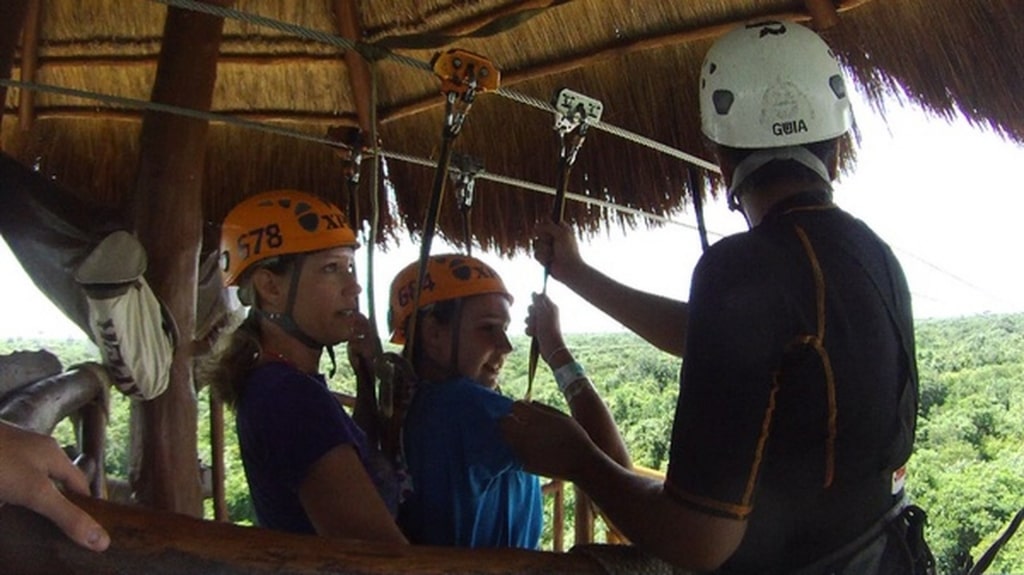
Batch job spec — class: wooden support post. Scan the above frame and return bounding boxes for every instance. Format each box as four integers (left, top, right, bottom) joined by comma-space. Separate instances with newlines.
16, 0, 40, 131
130, 1, 231, 517
552, 480, 565, 552
0, 0, 30, 139
79, 395, 109, 499
573, 485, 594, 546
210, 391, 229, 521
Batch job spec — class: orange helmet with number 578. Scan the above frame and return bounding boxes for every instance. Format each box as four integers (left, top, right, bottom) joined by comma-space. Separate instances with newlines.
388, 254, 512, 344
220, 190, 358, 287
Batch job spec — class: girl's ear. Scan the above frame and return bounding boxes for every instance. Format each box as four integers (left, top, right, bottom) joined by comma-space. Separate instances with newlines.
251, 268, 286, 312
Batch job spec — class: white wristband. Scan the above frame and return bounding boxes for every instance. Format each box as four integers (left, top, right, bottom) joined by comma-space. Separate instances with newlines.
553, 361, 586, 393
562, 377, 590, 403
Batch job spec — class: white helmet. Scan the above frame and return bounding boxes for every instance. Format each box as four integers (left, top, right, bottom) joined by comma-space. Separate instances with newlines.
699, 21, 853, 149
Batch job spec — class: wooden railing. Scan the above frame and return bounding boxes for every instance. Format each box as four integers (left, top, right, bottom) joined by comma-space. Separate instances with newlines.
0, 354, 676, 574
0, 352, 111, 497
0, 494, 668, 575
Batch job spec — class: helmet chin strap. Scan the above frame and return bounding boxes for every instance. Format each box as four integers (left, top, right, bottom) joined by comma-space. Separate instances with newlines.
727, 145, 833, 214
257, 254, 338, 377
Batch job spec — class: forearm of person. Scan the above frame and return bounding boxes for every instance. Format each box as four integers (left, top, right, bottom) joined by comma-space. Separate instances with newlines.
300, 444, 407, 544
545, 346, 630, 468
572, 448, 744, 571
567, 384, 631, 468
561, 264, 688, 357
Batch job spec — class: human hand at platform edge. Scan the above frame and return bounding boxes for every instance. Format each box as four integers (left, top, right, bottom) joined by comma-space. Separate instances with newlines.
0, 420, 110, 551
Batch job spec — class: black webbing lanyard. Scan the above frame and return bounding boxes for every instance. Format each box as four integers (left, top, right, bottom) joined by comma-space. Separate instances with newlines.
525, 88, 601, 400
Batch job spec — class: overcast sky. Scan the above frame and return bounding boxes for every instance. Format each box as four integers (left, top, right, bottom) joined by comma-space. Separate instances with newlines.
3, 89, 1023, 340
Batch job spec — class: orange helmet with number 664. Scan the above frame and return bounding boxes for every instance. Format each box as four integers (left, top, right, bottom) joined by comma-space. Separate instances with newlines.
220, 190, 358, 287
388, 254, 512, 344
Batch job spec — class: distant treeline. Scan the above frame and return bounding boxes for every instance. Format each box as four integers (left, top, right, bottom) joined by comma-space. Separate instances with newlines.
3, 312, 1022, 573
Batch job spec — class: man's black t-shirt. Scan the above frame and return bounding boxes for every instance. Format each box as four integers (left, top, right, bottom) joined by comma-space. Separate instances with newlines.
666, 192, 917, 574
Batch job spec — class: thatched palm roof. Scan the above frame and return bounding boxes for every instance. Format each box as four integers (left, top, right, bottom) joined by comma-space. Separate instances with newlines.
3, 0, 1022, 254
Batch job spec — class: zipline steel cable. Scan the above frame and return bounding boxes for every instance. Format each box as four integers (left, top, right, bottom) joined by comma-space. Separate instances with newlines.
148, 0, 722, 173
6, 97, 998, 306
3, 4, 1009, 314
7, 2, 997, 301
0, 77, 711, 232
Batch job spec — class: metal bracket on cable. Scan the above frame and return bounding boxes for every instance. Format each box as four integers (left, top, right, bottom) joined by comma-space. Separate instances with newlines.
432, 49, 500, 138
327, 126, 366, 227
450, 152, 484, 256
404, 49, 499, 366
526, 88, 604, 401
326, 125, 395, 450
553, 87, 604, 174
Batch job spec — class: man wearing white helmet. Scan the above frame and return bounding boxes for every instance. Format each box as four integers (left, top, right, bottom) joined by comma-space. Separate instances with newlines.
507, 21, 933, 574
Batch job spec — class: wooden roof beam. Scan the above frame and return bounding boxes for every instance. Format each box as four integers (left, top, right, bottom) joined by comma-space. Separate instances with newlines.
435, 0, 573, 37
804, 0, 841, 30
334, 0, 373, 133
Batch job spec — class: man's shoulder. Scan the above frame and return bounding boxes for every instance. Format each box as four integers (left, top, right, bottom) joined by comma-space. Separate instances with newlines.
698, 228, 790, 273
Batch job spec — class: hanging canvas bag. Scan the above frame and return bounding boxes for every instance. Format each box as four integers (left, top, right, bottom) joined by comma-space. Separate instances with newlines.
74, 231, 176, 400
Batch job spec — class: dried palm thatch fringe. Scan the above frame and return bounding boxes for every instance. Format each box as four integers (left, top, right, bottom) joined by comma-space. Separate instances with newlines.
2, 0, 1021, 254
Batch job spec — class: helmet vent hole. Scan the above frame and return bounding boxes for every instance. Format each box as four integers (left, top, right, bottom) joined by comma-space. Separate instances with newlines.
452, 263, 471, 280
829, 75, 847, 100
712, 90, 734, 115
298, 213, 320, 231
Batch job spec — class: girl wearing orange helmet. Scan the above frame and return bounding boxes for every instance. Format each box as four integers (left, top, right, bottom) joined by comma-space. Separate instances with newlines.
389, 253, 628, 548
208, 190, 406, 543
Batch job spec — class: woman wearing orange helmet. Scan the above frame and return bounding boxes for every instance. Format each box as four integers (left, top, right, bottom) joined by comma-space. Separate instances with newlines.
388, 253, 628, 548
209, 190, 406, 543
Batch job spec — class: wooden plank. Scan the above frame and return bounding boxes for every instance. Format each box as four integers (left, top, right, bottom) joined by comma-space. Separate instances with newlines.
129, 0, 232, 517
0, 363, 108, 435
0, 349, 62, 399
0, 495, 607, 575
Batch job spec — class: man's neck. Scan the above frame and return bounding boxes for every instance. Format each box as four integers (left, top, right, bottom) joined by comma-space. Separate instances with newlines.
740, 181, 832, 227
